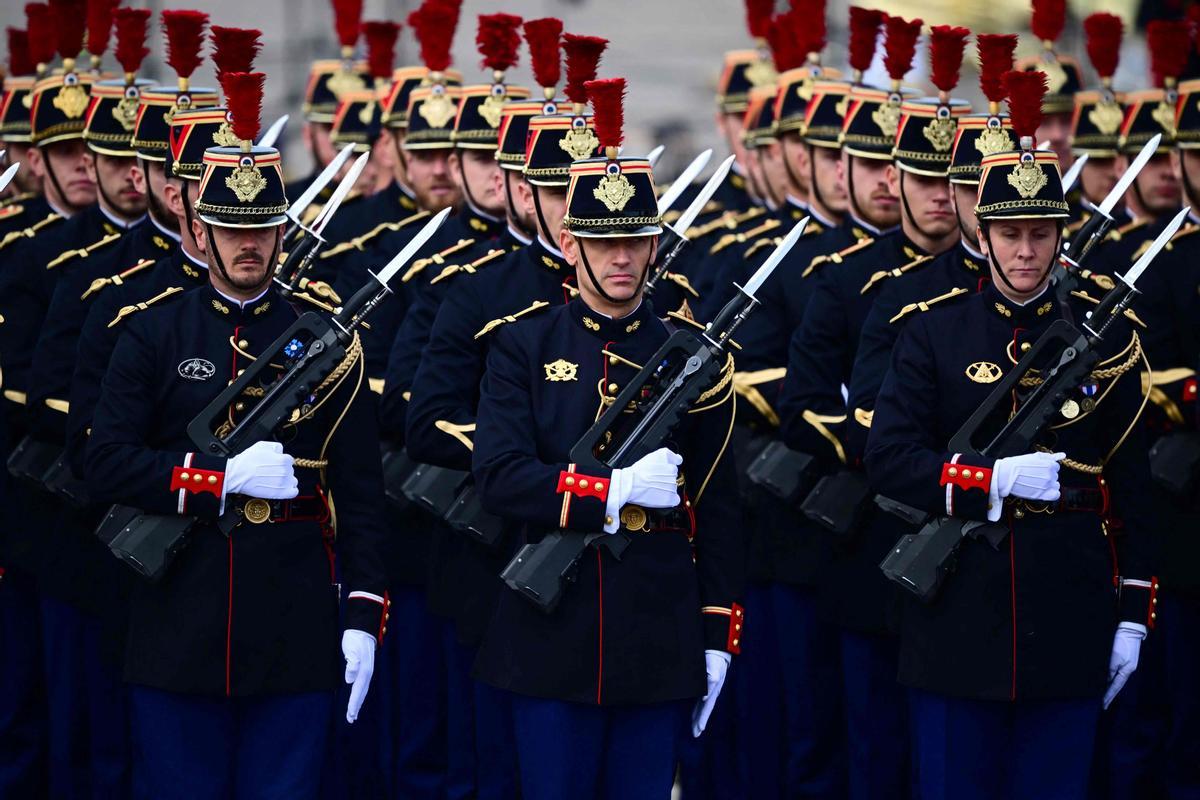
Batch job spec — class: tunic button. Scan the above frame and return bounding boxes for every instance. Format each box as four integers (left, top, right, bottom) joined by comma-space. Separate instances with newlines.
1021, 342, 1031, 353
235, 402, 245, 411
605, 516, 613, 526
238, 339, 248, 349
608, 356, 618, 365
608, 383, 618, 393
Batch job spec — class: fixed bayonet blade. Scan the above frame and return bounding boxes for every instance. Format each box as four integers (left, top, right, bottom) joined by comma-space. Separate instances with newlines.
0, 163, 20, 195
286, 143, 356, 223
645, 144, 665, 168
1061, 153, 1087, 194
742, 217, 809, 297
672, 154, 735, 238
257, 114, 289, 149
1100, 134, 1161, 217
657, 149, 712, 217
1121, 206, 1190, 288
374, 207, 452, 287
310, 152, 369, 236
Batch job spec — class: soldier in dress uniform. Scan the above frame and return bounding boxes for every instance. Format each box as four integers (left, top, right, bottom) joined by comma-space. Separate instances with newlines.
471, 77, 743, 800
772, 21, 969, 800
0, 27, 48, 237
1016, 0, 1082, 171
85, 71, 389, 799
289, 0, 369, 204
865, 71, 1156, 800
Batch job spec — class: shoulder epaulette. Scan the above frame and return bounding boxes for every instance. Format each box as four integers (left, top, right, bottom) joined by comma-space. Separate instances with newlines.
430, 248, 507, 286
1077, 268, 1115, 291
319, 211, 431, 259
403, 238, 476, 283
663, 200, 722, 227
861, 254, 933, 295
48, 231, 122, 270
107, 286, 185, 328
710, 218, 782, 255
1069, 289, 1146, 328
662, 271, 699, 298
0, 203, 25, 222
293, 278, 342, 306
744, 235, 782, 260
889, 286, 970, 324
81, 258, 156, 300
0, 212, 64, 252
1133, 222, 1200, 260
0, 191, 36, 210
1107, 217, 1148, 243
802, 236, 875, 278
473, 299, 551, 339
667, 308, 707, 331
687, 206, 766, 240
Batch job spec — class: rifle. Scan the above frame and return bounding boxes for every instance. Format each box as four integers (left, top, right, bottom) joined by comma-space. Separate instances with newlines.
500, 218, 809, 613
880, 207, 1188, 602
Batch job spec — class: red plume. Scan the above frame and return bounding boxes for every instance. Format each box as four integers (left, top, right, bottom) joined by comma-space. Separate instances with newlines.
161, 10, 209, 79
1082, 13, 1122, 81
929, 25, 969, 94
977, 34, 1017, 104
789, 0, 827, 56
330, 0, 363, 49
1004, 70, 1046, 141
882, 14, 922, 82
1030, 0, 1066, 43
848, 7, 884, 74
1147, 20, 1191, 87
586, 78, 625, 152
766, 13, 804, 73
25, 4, 54, 67
745, 0, 774, 39
49, 0, 87, 62
211, 27, 262, 79
7, 29, 34, 76
407, 0, 459, 73
523, 18, 562, 90
220, 71, 264, 144
113, 9, 151, 75
562, 34, 608, 106
363, 21, 400, 81
477, 13, 523, 73
86, 0, 119, 59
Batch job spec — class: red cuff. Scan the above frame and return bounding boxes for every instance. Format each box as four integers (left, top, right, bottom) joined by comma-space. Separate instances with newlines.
940, 461, 991, 493
556, 465, 610, 502
726, 603, 744, 654
1149, 580, 1159, 630
170, 465, 224, 497
1184, 378, 1197, 403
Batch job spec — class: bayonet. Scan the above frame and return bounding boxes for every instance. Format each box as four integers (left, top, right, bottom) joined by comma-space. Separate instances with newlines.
277, 152, 369, 293
645, 144, 665, 169
1060, 153, 1087, 194
657, 149, 712, 217
0, 162, 20, 196
257, 114, 289, 149
282, 143, 356, 241
643, 154, 735, 296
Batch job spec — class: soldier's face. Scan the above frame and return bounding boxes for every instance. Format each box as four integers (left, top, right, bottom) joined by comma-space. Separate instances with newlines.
888, 168, 955, 239
1130, 152, 1181, 215
978, 219, 1060, 298
717, 112, 750, 172
196, 223, 281, 294
30, 139, 96, 209
522, 184, 566, 243
368, 134, 395, 193
561, 233, 657, 306
840, 154, 898, 228
810, 145, 847, 214
504, 171, 536, 233
88, 152, 145, 219
1079, 156, 1120, 205
303, 122, 337, 170
133, 159, 178, 232
1179, 149, 1200, 205
780, 135, 812, 197
451, 149, 504, 216
757, 141, 791, 205
405, 147, 460, 212
2, 142, 41, 193
951, 183, 980, 248
1036, 114, 1073, 170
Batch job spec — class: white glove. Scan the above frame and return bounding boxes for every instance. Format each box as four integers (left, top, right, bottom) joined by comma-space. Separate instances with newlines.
342, 629, 377, 723
223, 441, 298, 500
692, 650, 731, 737
1103, 622, 1147, 710
604, 448, 682, 533
986, 451, 1064, 522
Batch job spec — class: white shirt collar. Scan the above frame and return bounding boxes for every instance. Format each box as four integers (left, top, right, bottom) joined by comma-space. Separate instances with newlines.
213, 283, 269, 308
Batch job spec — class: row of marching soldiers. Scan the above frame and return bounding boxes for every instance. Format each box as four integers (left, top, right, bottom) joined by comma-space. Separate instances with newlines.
0, 0, 1195, 798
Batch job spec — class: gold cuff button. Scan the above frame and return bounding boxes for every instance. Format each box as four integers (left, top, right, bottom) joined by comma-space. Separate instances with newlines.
565, 477, 575, 486
948, 467, 958, 477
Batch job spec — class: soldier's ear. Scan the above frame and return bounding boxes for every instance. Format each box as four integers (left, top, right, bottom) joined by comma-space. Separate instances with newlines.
26, 146, 45, 179
192, 219, 208, 254
559, 229, 577, 264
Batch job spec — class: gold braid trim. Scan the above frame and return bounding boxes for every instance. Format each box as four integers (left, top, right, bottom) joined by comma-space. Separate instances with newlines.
732, 367, 785, 426
403, 238, 476, 283
434, 420, 476, 451
694, 353, 736, 407
801, 409, 847, 464
1019, 332, 1141, 387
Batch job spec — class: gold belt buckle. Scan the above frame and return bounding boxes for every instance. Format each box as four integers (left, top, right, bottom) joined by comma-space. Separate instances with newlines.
619, 504, 649, 532
243, 498, 273, 524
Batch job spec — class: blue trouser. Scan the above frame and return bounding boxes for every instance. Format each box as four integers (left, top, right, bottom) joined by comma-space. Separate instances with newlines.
0, 567, 47, 798
772, 583, 846, 798
446, 628, 518, 800
39, 593, 129, 800
510, 693, 688, 800
909, 688, 1100, 800
129, 686, 332, 800
840, 631, 910, 800
375, 585, 448, 800
677, 582, 773, 800
1163, 592, 1200, 798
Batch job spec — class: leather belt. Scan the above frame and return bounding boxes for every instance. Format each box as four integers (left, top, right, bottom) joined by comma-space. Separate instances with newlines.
241, 495, 329, 525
